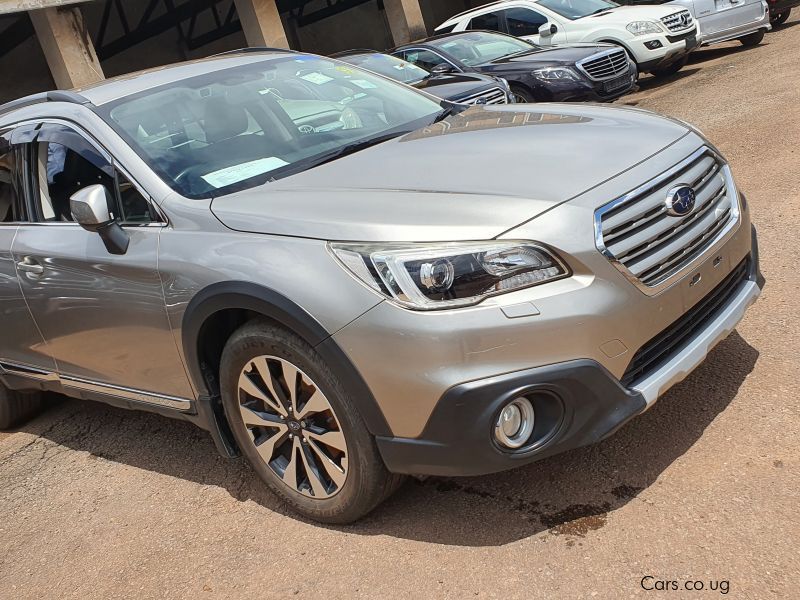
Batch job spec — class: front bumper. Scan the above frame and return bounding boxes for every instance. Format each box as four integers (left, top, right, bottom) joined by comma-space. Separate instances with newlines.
376, 236, 763, 476
531, 65, 637, 103
635, 28, 700, 72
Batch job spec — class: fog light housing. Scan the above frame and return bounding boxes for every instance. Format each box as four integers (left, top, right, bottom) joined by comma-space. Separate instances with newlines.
645, 40, 663, 50
494, 397, 535, 449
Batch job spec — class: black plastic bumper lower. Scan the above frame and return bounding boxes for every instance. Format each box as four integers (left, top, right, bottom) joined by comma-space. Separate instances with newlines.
377, 360, 646, 477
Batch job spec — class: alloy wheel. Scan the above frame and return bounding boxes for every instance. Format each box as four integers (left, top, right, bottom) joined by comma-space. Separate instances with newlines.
237, 355, 349, 499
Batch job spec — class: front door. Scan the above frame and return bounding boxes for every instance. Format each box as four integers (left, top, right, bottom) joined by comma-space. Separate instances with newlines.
11, 121, 194, 403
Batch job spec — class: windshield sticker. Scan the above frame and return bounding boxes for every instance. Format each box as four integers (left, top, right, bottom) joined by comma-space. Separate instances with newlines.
300, 72, 334, 85
350, 79, 378, 89
201, 157, 289, 188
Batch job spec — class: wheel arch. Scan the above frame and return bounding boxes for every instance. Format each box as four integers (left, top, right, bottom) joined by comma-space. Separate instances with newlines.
182, 281, 392, 437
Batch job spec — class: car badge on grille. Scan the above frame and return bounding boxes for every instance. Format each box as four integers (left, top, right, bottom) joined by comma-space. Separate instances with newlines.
680, 13, 690, 26
665, 185, 696, 216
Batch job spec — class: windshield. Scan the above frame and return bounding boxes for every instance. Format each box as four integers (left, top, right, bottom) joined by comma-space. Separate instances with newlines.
429, 32, 535, 66
337, 53, 431, 85
537, 0, 619, 20
100, 56, 442, 199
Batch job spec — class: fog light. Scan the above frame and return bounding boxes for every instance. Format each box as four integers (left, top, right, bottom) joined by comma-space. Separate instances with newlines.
494, 397, 535, 449
645, 40, 663, 50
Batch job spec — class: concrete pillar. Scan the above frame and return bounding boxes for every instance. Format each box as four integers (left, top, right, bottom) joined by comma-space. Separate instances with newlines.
234, 0, 290, 49
384, 0, 428, 45
29, 6, 104, 90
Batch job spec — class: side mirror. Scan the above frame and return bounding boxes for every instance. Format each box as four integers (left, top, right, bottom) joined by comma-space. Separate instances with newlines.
70, 184, 129, 255
430, 63, 454, 75
538, 23, 558, 37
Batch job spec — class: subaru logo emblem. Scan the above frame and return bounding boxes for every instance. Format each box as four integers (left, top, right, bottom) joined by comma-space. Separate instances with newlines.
666, 185, 696, 217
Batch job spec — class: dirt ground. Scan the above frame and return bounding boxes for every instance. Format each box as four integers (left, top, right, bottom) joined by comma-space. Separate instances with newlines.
2, 17, 799, 600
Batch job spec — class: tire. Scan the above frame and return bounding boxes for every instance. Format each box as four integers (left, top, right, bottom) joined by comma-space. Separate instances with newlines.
0, 385, 45, 430
771, 10, 790, 26
651, 56, 689, 78
739, 30, 765, 46
220, 319, 403, 524
510, 85, 535, 103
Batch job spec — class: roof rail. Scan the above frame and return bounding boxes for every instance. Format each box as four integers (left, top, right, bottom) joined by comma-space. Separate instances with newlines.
213, 46, 298, 57
444, 0, 506, 22
329, 49, 381, 58
0, 90, 92, 118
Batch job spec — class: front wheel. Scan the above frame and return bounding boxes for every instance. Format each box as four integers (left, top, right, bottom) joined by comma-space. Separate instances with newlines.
509, 85, 535, 103
739, 30, 765, 46
0, 385, 45, 430
771, 10, 790, 26
220, 320, 403, 523
650, 56, 689, 78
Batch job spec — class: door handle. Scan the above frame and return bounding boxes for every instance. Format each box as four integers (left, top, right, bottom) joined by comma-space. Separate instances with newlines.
16, 258, 44, 276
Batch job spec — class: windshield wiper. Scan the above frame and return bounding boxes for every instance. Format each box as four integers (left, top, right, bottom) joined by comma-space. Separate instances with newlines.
302, 131, 406, 170
588, 8, 613, 16
432, 103, 468, 124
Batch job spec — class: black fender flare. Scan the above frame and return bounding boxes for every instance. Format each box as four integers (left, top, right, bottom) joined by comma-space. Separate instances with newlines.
181, 281, 392, 437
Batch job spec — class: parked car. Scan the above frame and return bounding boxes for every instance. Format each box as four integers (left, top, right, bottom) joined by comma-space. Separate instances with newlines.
0, 49, 763, 523
331, 50, 513, 105
619, 0, 770, 46
392, 31, 638, 103
436, 0, 700, 76
766, 0, 798, 25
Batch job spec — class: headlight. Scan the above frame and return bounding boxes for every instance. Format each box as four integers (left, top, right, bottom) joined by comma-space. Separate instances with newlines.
532, 67, 580, 81
330, 241, 569, 310
626, 21, 664, 36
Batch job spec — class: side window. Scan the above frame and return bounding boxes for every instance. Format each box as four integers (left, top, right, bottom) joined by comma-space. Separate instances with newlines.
468, 11, 503, 32
0, 131, 24, 223
33, 124, 157, 225
401, 49, 448, 71
505, 7, 548, 36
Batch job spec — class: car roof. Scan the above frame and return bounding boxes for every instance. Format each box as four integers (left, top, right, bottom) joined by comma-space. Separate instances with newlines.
0, 48, 303, 113
439, 0, 524, 25
392, 30, 519, 51
329, 49, 383, 58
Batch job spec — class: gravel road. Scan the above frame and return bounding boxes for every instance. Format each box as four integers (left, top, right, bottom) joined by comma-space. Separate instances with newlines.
2, 17, 799, 600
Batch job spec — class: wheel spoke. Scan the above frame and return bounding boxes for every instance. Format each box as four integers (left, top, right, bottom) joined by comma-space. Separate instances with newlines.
297, 389, 330, 419
281, 361, 299, 413
300, 443, 329, 498
254, 424, 289, 463
308, 439, 346, 488
240, 365, 287, 417
282, 437, 300, 488
306, 429, 347, 453
240, 405, 283, 428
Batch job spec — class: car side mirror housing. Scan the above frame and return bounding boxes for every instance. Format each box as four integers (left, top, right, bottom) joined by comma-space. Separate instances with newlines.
70, 184, 130, 255
539, 23, 558, 36
430, 63, 454, 75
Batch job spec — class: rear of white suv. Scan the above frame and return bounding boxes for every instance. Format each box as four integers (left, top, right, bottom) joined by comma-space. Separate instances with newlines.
436, 0, 700, 76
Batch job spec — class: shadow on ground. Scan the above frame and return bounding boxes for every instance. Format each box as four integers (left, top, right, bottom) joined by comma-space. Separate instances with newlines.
13, 332, 758, 547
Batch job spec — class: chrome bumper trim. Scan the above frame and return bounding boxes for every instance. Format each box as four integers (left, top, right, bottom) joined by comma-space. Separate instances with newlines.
633, 279, 761, 407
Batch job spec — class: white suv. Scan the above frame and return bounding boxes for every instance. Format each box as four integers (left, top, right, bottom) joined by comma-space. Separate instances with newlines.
436, 0, 700, 76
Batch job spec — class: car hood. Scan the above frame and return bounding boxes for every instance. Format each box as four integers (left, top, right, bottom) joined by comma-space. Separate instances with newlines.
414, 73, 500, 101
211, 104, 689, 242
485, 43, 616, 67
578, 5, 688, 26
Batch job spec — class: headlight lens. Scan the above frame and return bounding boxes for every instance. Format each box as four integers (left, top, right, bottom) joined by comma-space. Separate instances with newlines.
532, 67, 580, 81
626, 21, 664, 36
330, 241, 569, 310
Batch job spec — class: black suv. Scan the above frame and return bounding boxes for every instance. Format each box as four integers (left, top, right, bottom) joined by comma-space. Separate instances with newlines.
391, 30, 637, 103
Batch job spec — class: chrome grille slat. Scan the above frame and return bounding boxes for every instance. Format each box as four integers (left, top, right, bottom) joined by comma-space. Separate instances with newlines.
661, 10, 693, 32
594, 147, 741, 294
458, 87, 508, 105
577, 49, 630, 81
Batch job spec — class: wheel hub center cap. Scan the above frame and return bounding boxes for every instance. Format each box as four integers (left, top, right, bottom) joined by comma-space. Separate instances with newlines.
288, 420, 302, 432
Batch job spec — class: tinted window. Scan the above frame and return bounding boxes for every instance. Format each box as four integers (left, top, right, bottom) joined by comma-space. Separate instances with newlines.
505, 8, 548, 36
430, 32, 535, 66
0, 131, 24, 223
400, 49, 448, 71
100, 56, 443, 199
468, 12, 502, 32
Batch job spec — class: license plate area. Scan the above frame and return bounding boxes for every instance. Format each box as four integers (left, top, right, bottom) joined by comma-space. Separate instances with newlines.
604, 74, 630, 93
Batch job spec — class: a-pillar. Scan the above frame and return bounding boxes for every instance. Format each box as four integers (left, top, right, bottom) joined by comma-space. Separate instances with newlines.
233, 0, 290, 49
29, 6, 104, 89
384, 0, 428, 45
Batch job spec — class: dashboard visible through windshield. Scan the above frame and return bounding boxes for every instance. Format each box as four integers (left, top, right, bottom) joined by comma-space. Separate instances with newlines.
99, 56, 443, 199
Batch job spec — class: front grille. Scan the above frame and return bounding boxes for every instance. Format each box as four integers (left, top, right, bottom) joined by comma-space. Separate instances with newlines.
661, 9, 693, 32
457, 87, 508, 105
595, 147, 739, 290
621, 258, 750, 387
578, 49, 629, 81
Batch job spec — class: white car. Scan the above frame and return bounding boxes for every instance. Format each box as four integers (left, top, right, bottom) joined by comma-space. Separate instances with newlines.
667, 0, 770, 46
436, 0, 700, 76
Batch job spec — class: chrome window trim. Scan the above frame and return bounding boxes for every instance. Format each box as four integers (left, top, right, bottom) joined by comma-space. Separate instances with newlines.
593, 146, 742, 296
576, 48, 630, 82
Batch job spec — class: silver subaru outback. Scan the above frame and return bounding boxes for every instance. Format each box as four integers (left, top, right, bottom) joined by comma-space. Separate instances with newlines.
0, 50, 763, 523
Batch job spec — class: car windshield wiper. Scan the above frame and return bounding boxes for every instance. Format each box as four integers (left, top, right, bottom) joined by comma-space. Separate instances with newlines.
432, 103, 468, 124
588, 8, 613, 16
301, 131, 407, 171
